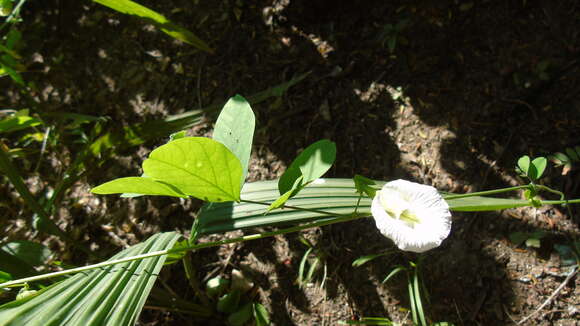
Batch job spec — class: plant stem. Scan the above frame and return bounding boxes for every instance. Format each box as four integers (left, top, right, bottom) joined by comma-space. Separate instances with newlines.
443, 185, 528, 200
0, 213, 367, 288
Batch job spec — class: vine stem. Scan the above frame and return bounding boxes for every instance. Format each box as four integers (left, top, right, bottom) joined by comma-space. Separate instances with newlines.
0, 209, 367, 288
443, 185, 527, 200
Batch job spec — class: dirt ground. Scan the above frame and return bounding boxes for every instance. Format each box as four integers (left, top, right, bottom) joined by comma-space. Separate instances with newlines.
2, 0, 580, 325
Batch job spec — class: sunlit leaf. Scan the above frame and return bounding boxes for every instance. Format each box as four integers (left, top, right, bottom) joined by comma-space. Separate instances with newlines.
354, 174, 377, 198
531, 157, 547, 179
213, 95, 255, 187
278, 139, 336, 194
0, 115, 41, 134
143, 137, 242, 202
197, 179, 537, 235
93, 0, 213, 53
91, 176, 187, 198
0, 232, 180, 326
517, 155, 530, 176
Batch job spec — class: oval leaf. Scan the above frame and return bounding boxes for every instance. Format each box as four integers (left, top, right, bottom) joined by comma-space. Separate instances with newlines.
517, 155, 530, 175
531, 157, 547, 179
91, 177, 187, 198
213, 95, 256, 187
143, 137, 242, 202
279, 139, 336, 194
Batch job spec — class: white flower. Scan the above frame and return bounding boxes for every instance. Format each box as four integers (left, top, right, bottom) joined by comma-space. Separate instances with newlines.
371, 179, 452, 253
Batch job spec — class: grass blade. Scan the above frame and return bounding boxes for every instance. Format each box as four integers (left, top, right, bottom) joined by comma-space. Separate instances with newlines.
93, 0, 213, 53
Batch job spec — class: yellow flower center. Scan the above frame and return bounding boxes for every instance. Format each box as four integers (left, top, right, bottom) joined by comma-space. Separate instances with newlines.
379, 189, 421, 227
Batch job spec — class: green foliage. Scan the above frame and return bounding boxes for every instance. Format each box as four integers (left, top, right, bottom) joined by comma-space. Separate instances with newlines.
0, 232, 180, 326
92, 137, 242, 202
253, 303, 270, 326
271, 139, 336, 210
0, 28, 24, 86
1, 241, 51, 268
509, 231, 548, 248
550, 146, 580, 175
296, 237, 327, 289
213, 94, 256, 187
197, 178, 545, 236
93, 0, 213, 53
352, 252, 392, 267
92, 176, 187, 198
279, 139, 336, 194
516, 155, 547, 181
353, 174, 377, 198
0, 110, 41, 134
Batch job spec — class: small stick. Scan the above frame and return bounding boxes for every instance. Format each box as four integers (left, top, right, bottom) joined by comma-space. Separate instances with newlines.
517, 266, 578, 325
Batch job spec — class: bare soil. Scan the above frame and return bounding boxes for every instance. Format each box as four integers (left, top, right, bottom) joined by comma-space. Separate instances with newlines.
2, 0, 580, 325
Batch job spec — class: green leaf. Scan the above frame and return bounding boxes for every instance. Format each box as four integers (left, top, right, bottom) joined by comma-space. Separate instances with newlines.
279, 139, 336, 194
382, 266, 406, 284
0, 270, 11, 283
253, 303, 270, 326
213, 95, 256, 187
446, 196, 531, 211
93, 0, 213, 53
0, 115, 42, 134
169, 130, 187, 141
142, 137, 242, 202
88, 73, 308, 159
0, 232, 180, 326
509, 232, 529, 246
531, 157, 547, 179
228, 302, 253, 326
217, 290, 241, 314
566, 147, 579, 161
267, 176, 303, 211
197, 179, 539, 235
550, 152, 570, 166
353, 174, 377, 198
297, 247, 313, 286
1, 241, 51, 267
91, 177, 187, 198
517, 155, 531, 176
352, 252, 390, 267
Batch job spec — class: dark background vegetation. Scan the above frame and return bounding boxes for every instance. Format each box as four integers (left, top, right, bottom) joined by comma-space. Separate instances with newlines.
1, 0, 579, 325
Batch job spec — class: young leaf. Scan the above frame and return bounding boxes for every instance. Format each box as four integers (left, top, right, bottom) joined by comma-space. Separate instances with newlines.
531, 157, 547, 179
93, 0, 213, 53
253, 303, 270, 326
217, 290, 241, 314
566, 147, 579, 161
143, 137, 242, 202
517, 155, 530, 176
353, 174, 377, 198
91, 177, 187, 198
268, 176, 303, 211
279, 139, 336, 194
213, 95, 256, 187
352, 252, 390, 267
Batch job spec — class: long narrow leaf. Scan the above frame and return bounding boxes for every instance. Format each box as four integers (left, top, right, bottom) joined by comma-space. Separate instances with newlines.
93, 0, 213, 53
0, 232, 180, 326
196, 178, 534, 235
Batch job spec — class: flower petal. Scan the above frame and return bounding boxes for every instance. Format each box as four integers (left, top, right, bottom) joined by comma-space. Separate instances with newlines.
371, 179, 452, 253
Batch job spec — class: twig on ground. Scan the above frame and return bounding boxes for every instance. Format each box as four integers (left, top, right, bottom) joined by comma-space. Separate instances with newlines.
517, 266, 578, 325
